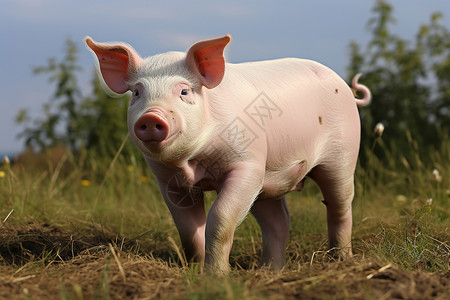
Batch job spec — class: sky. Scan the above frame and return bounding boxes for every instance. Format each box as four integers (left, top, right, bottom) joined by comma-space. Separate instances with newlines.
1, 0, 449, 155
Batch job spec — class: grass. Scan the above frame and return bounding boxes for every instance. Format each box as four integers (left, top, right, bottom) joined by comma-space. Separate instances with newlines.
0, 131, 449, 299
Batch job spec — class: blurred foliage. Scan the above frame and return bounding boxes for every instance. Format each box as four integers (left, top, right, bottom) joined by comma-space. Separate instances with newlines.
16, 39, 136, 159
348, 0, 450, 164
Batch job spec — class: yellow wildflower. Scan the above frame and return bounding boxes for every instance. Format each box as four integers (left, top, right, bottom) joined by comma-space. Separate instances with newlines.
141, 176, 149, 183
395, 195, 407, 205
0, 171, 5, 178
81, 180, 91, 187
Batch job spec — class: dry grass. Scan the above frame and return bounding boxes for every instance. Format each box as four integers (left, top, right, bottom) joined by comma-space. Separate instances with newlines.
0, 235, 448, 300
0, 134, 449, 299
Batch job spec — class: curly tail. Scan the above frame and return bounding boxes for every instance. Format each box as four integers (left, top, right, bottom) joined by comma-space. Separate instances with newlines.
352, 73, 371, 107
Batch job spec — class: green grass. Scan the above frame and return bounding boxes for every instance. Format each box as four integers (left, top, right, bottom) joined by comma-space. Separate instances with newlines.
0, 132, 449, 298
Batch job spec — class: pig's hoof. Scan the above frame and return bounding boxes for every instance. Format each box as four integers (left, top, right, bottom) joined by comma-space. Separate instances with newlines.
327, 246, 353, 261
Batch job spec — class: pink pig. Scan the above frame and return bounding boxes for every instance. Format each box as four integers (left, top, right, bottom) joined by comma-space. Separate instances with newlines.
85, 35, 371, 272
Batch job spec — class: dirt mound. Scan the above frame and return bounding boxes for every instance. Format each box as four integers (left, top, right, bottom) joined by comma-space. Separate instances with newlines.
0, 252, 183, 300
0, 222, 118, 265
1, 224, 449, 299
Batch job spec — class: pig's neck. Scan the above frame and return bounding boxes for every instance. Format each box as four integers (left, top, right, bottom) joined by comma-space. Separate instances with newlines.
176, 132, 241, 190
173, 80, 255, 189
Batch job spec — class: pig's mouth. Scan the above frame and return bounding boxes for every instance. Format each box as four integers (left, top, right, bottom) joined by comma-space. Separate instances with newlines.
143, 131, 180, 151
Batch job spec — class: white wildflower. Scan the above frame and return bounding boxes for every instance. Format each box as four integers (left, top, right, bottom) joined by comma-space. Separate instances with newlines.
2, 156, 10, 165
432, 169, 442, 183
374, 122, 384, 138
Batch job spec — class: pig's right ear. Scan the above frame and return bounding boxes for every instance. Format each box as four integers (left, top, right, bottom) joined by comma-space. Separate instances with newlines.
84, 37, 143, 94
186, 35, 231, 89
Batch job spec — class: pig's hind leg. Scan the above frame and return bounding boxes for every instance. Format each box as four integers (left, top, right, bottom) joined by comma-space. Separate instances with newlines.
309, 164, 355, 257
251, 196, 290, 270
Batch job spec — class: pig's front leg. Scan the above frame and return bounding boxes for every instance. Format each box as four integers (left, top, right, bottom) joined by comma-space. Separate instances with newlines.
205, 163, 264, 272
159, 181, 207, 264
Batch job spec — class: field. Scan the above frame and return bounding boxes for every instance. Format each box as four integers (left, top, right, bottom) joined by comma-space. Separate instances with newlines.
0, 134, 449, 299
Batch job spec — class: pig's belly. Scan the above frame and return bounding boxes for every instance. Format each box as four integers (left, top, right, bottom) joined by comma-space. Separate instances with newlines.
259, 159, 309, 199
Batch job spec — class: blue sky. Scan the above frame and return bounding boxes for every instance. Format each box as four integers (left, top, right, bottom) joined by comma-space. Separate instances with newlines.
1, 0, 449, 154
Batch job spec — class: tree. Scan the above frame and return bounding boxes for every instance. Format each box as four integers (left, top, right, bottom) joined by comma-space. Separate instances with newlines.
347, 0, 450, 159
16, 38, 133, 158
17, 38, 82, 151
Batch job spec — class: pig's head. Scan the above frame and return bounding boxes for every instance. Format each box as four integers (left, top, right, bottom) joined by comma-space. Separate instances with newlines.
85, 35, 231, 163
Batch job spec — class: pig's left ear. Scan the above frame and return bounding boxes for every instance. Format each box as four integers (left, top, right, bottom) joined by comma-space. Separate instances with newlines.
186, 35, 231, 89
84, 37, 143, 94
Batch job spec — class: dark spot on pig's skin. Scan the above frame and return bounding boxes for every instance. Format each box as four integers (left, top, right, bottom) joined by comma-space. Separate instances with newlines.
335, 88, 339, 94
318, 116, 323, 125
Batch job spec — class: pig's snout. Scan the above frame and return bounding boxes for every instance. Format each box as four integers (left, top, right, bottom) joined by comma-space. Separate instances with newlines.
134, 111, 169, 143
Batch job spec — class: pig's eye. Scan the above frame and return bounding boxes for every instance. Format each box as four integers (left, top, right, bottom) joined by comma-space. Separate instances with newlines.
130, 84, 144, 106
177, 84, 194, 104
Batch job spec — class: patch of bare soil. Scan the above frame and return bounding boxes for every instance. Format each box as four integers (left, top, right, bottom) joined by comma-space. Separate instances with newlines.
0, 224, 449, 299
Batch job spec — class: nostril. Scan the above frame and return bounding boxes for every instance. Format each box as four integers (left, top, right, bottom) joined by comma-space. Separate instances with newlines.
134, 111, 169, 143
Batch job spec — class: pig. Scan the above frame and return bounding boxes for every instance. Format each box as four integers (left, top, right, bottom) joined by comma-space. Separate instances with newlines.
84, 34, 371, 272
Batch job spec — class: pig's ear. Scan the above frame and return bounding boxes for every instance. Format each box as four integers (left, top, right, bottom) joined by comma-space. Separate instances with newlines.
186, 35, 231, 89
84, 37, 143, 94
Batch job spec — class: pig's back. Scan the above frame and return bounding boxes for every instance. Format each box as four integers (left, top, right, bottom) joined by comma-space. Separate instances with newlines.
225, 58, 360, 179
